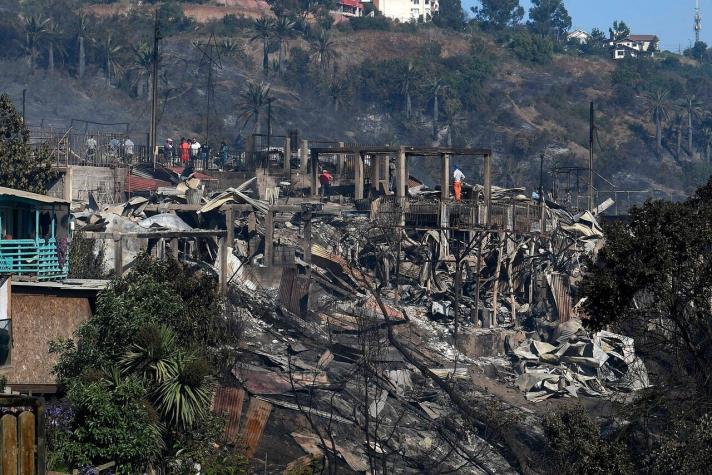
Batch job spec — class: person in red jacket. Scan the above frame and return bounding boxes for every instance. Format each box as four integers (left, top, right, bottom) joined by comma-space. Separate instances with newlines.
319, 169, 333, 199
179, 137, 190, 163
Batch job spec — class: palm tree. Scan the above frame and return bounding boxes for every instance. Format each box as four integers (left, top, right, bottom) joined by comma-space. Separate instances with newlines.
672, 110, 685, 160
273, 15, 296, 74
76, 14, 89, 79
250, 16, 273, 76
429, 79, 442, 140
646, 89, 669, 156
684, 94, 704, 158
327, 74, 348, 112
46, 20, 66, 74
23, 16, 50, 71
702, 126, 712, 162
95, 33, 123, 84
237, 80, 272, 134
153, 351, 214, 429
121, 324, 177, 383
401, 61, 416, 120
442, 94, 466, 148
131, 41, 153, 98
310, 30, 337, 73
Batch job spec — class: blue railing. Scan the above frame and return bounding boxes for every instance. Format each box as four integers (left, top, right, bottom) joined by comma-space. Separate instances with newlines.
0, 239, 68, 280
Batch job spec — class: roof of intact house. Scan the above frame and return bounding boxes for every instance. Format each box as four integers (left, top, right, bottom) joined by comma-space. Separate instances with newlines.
339, 0, 363, 7
624, 35, 659, 42
0, 187, 70, 206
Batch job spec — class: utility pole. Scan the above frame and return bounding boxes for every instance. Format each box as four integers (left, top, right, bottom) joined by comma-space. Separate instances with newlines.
589, 101, 595, 211
149, 9, 161, 170
695, 0, 702, 44
194, 34, 223, 155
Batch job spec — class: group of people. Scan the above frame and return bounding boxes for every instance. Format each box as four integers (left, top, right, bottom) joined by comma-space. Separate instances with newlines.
163, 137, 230, 168
85, 135, 135, 161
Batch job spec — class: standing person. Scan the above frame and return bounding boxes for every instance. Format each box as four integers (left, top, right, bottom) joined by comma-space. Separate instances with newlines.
319, 169, 333, 200
453, 165, 465, 202
388, 158, 396, 194
164, 138, 174, 164
86, 135, 97, 162
219, 141, 229, 169
190, 138, 201, 160
179, 138, 190, 163
124, 136, 135, 163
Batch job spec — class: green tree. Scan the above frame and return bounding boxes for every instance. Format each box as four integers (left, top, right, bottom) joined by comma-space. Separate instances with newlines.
609, 20, 630, 41
76, 13, 89, 79
472, 0, 524, 28
401, 61, 416, 119
432, 0, 465, 29
273, 15, 296, 74
684, 94, 704, 158
310, 29, 337, 73
646, 89, 669, 156
508, 30, 554, 63
528, 0, 571, 41
250, 16, 274, 76
46, 19, 66, 74
0, 94, 57, 194
49, 372, 164, 472
131, 41, 153, 98
22, 15, 50, 70
686, 41, 708, 62
702, 126, 712, 161
237, 80, 272, 134
94, 33, 123, 85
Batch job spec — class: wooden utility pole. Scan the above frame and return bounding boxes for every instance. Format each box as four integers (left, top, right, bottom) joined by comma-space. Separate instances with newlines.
588, 102, 594, 211
149, 9, 161, 170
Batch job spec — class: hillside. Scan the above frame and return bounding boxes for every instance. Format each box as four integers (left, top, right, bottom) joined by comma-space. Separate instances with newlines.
2, 0, 711, 200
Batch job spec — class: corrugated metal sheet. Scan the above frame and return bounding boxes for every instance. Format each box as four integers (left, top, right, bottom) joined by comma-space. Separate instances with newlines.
212, 386, 245, 442
548, 272, 572, 323
239, 398, 273, 459
278, 268, 310, 316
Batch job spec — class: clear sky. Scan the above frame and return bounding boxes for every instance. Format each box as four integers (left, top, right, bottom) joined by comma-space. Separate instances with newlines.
463, 1, 703, 52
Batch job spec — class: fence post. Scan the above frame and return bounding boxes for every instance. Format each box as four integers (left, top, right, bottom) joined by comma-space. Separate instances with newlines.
283, 137, 291, 173
300, 139, 309, 174
18, 412, 35, 475
1, 414, 17, 475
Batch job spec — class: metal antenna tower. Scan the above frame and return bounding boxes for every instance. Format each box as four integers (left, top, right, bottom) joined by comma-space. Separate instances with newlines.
695, 0, 702, 43
194, 33, 223, 152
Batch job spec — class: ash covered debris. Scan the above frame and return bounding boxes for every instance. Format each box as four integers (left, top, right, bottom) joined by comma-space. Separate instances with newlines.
66, 156, 646, 473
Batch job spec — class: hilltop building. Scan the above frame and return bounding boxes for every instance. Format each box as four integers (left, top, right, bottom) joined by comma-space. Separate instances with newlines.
567, 28, 592, 45
610, 34, 660, 60
372, 0, 438, 22
336, 0, 364, 16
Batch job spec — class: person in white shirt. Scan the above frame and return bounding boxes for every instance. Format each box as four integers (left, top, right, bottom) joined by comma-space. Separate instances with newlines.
190, 138, 201, 159
124, 137, 134, 161
453, 165, 465, 201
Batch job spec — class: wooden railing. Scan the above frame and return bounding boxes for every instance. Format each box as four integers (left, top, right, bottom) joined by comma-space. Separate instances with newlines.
0, 239, 68, 280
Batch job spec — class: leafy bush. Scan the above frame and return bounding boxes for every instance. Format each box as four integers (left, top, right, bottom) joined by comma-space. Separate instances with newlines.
350, 15, 391, 31
542, 405, 633, 474
507, 30, 553, 63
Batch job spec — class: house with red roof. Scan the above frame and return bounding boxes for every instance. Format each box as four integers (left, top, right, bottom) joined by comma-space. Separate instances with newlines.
336, 0, 364, 17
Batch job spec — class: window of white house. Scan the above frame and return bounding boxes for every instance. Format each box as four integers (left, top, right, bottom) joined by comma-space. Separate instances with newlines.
0, 319, 10, 366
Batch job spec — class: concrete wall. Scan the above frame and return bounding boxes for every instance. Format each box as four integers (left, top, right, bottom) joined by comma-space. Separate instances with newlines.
69, 165, 128, 203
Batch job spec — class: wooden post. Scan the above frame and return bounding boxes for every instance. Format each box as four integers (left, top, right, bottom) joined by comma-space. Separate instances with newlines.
283, 137, 291, 173
225, 206, 234, 246
219, 235, 228, 293
171, 238, 178, 259
63, 166, 73, 201
371, 154, 382, 194
441, 153, 450, 201
246, 135, 255, 168
113, 235, 123, 277
300, 139, 309, 173
1, 414, 17, 475
304, 215, 312, 277
310, 150, 319, 197
18, 412, 35, 475
396, 147, 406, 198
337, 141, 345, 176
491, 232, 504, 328
264, 209, 274, 267
354, 151, 364, 200
483, 153, 492, 225
474, 235, 482, 325
383, 155, 391, 195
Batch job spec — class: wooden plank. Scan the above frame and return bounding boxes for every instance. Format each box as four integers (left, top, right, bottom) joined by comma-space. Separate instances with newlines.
18, 412, 35, 475
239, 398, 272, 459
2, 414, 18, 475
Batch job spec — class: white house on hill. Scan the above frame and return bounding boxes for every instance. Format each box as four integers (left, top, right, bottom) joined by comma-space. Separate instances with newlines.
373, 0, 438, 22
567, 29, 592, 45
610, 34, 660, 60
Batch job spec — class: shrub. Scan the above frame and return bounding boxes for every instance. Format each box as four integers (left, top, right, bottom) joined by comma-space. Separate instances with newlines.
507, 30, 553, 63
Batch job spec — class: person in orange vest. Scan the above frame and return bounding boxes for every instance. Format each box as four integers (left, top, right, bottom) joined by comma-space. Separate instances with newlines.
453, 165, 465, 201
319, 169, 333, 199
179, 137, 190, 163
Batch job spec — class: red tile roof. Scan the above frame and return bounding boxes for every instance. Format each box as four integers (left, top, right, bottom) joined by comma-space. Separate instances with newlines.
125, 175, 172, 193
339, 0, 363, 7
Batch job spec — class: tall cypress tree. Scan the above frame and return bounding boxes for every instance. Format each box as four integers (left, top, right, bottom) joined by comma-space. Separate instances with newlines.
0, 94, 56, 194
